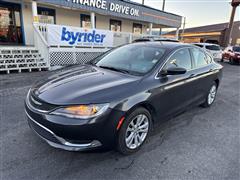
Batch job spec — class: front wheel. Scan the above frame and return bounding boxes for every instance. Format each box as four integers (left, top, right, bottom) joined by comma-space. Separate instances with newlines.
116, 107, 152, 155
201, 82, 218, 108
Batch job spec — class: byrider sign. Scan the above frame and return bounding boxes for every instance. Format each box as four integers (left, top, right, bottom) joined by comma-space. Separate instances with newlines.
67, 0, 140, 16
47, 24, 113, 47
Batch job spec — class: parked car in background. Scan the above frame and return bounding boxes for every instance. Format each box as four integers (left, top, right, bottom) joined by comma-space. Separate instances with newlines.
192, 43, 222, 61
133, 36, 180, 43
222, 46, 240, 65
25, 42, 223, 155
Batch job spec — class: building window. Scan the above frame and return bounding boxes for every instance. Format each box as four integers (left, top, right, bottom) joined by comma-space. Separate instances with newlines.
110, 19, 121, 32
0, 2, 23, 45
133, 23, 142, 34
80, 14, 91, 29
37, 7, 55, 24
80, 14, 96, 29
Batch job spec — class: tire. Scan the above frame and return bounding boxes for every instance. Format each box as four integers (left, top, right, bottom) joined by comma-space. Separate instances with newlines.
201, 82, 218, 108
116, 107, 152, 155
221, 56, 224, 62
229, 57, 235, 65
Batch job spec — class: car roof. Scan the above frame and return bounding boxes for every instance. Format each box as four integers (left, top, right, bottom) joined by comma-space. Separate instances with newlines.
131, 41, 192, 49
192, 43, 220, 46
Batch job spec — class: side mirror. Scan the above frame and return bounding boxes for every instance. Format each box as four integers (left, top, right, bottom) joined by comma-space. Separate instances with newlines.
158, 67, 187, 76
228, 49, 233, 52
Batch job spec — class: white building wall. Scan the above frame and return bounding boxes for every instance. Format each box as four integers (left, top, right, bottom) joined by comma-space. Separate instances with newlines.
55, 8, 81, 27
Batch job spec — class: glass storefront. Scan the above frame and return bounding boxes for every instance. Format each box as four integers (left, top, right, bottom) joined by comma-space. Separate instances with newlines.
0, 2, 23, 45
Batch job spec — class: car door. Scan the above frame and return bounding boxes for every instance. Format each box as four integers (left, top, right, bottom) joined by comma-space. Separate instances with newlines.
189, 47, 214, 101
151, 47, 197, 119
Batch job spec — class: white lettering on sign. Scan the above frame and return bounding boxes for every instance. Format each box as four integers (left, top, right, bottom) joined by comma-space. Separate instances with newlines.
67, 0, 140, 16
71, 0, 107, 9
109, 3, 138, 16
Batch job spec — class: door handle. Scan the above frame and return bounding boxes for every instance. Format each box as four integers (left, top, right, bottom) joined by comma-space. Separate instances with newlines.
189, 73, 195, 78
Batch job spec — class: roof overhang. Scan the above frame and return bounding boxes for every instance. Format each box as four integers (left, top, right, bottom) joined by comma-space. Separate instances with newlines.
36, 0, 182, 28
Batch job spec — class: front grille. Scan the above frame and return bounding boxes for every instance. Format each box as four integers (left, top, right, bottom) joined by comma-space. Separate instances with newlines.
28, 118, 60, 144
28, 93, 56, 112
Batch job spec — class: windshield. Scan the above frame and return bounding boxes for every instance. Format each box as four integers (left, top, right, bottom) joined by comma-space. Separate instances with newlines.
206, 45, 220, 51
233, 46, 240, 52
93, 44, 166, 75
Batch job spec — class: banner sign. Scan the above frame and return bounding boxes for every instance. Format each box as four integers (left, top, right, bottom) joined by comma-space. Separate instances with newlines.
47, 24, 114, 47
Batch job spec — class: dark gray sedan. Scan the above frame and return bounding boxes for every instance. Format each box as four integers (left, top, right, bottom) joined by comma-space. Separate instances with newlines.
25, 42, 223, 155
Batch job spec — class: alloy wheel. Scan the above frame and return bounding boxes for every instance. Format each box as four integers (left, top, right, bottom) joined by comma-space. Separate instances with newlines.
125, 114, 149, 149
208, 85, 217, 105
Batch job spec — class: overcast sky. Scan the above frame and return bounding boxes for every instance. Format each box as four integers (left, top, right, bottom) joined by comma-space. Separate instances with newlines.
131, 0, 240, 28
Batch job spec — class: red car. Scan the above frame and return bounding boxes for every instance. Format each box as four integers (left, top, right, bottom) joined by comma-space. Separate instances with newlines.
222, 46, 240, 64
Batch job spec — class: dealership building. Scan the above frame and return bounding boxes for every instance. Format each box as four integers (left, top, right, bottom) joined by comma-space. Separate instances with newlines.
164, 21, 240, 47
0, 0, 182, 73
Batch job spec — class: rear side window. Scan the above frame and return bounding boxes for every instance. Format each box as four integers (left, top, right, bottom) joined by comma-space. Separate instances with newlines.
191, 48, 209, 67
164, 48, 192, 70
193, 44, 204, 48
206, 45, 220, 51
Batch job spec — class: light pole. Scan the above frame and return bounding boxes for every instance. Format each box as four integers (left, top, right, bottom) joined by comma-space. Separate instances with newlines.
181, 17, 186, 41
162, 0, 166, 11
142, 0, 144, 5
225, 0, 239, 46
159, 0, 166, 36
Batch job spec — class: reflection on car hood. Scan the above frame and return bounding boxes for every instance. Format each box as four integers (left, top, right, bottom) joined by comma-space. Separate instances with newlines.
32, 65, 141, 105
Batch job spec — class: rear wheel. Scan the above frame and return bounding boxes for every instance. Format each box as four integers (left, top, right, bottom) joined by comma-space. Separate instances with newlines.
116, 107, 152, 155
201, 82, 218, 108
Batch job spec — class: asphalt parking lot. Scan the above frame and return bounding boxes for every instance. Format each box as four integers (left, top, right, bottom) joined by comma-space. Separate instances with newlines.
0, 62, 239, 180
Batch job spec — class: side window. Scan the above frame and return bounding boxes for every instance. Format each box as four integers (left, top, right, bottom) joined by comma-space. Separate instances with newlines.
191, 48, 208, 68
164, 48, 192, 70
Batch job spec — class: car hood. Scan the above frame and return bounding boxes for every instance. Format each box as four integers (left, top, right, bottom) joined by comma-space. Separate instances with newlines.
32, 65, 141, 105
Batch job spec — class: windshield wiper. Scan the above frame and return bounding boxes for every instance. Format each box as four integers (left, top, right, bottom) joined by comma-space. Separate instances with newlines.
98, 66, 130, 74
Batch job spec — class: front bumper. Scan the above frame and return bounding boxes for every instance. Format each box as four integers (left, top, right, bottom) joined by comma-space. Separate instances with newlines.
26, 110, 102, 151
25, 98, 124, 151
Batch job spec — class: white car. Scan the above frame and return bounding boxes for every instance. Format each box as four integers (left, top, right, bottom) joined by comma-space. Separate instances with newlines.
192, 43, 222, 60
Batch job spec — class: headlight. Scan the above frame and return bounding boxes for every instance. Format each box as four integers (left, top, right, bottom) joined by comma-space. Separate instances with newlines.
51, 103, 109, 119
